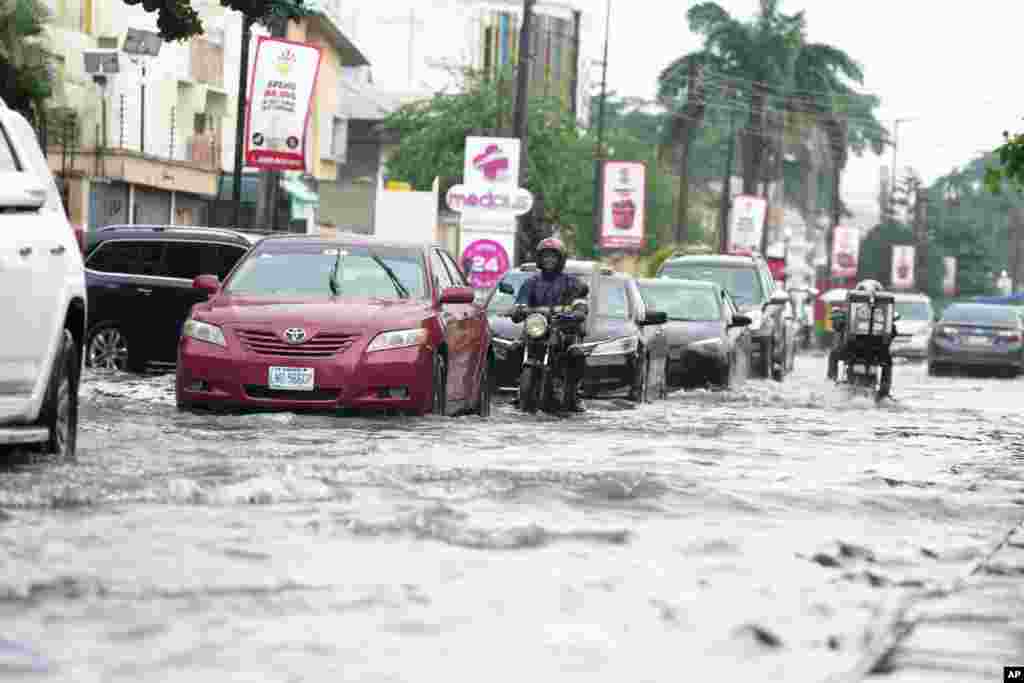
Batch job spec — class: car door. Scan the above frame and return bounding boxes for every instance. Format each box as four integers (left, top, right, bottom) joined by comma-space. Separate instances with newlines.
430, 249, 469, 403
630, 281, 667, 386
161, 241, 211, 361
440, 249, 487, 401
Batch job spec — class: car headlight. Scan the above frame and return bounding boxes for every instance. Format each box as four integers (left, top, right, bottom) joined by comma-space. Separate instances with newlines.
590, 336, 638, 357
524, 313, 548, 339
366, 328, 428, 352
182, 319, 226, 347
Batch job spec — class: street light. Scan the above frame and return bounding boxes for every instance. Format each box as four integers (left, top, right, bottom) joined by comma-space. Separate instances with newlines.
82, 49, 119, 162
890, 116, 920, 199
122, 28, 162, 156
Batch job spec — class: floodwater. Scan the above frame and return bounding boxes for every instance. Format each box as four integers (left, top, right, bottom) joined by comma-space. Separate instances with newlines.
1, 354, 1022, 682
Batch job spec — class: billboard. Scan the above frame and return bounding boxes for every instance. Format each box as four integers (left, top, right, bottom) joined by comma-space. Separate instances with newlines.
463, 136, 521, 186
891, 244, 915, 290
943, 256, 957, 296
599, 161, 646, 250
727, 195, 766, 254
831, 226, 860, 278
244, 37, 322, 171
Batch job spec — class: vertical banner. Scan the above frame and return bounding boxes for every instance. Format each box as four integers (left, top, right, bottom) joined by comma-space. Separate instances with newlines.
727, 195, 767, 254
943, 256, 957, 296
831, 226, 860, 278
599, 161, 646, 250
245, 37, 322, 171
891, 244, 916, 290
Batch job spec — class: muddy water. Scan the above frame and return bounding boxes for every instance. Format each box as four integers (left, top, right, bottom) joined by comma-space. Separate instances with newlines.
0, 355, 1021, 682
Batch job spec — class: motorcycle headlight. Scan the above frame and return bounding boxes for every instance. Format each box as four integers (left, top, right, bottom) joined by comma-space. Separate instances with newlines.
182, 319, 226, 347
366, 328, 428, 352
524, 313, 548, 339
590, 336, 638, 357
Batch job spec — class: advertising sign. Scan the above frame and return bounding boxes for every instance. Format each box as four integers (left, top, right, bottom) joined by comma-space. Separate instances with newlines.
463, 137, 521, 186
599, 161, 646, 250
245, 37, 322, 171
831, 226, 860, 278
943, 256, 957, 296
727, 195, 767, 254
445, 185, 533, 217
891, 244, 915, 290
460, 238, 512, 290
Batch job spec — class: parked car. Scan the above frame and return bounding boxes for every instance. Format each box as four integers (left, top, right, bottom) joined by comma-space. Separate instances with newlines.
491, 265, 669, 402
175, 235, 493, 416
0, 96, 87, 458
657, 253, 792, 380
636, 278, 753, 388
890, 292, 936, 361
83, 225, 263, 372
928, 302, 1024, 377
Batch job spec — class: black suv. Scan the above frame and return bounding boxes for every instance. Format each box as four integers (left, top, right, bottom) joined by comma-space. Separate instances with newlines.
83, 225, 264, 372
656, 253, 793, 380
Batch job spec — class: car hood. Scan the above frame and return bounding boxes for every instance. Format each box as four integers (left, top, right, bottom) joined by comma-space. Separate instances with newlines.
195, 295, 433, 334
896, 319, 931, 336
663, 320, 723, 346
488, 313, 635, 343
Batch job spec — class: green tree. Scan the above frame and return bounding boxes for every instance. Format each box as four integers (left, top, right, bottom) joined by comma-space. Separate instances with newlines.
0, 0, 54, 127
123, 0, 308, 42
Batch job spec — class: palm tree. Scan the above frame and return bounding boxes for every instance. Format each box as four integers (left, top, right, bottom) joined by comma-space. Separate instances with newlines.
0, 0, 54, 129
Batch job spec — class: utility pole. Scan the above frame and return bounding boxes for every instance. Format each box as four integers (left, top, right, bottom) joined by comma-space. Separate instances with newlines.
568, 9, 581, 122
513, 0, 535, 261
257, 16, 287, 231
913, 184, 929, 293
673, 59, 705, 245
232, 14, 254, 230
590, 0, 610, 257
717, 83, 737, 254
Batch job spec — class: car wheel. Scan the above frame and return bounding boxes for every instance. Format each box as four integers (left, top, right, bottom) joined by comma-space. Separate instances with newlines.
476, 361, 492, 417
430, 353, 448, 416
927, 362, 942, 377
630, 352, 649, 403
39, 329, 79, 460
86, 322, 131, 372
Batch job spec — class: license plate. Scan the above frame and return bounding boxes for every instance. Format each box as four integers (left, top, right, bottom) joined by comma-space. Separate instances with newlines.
268, 366, 315, 391
964, 335, 989, 346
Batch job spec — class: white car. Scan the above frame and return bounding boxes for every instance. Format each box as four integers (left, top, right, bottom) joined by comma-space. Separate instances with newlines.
891, 292, 935, 360
0, 98, 87, 457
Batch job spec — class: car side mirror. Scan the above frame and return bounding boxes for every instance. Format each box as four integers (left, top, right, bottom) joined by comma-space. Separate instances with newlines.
640, 310, 668, 326
193, 274, 220, 294
730, 314, 753, 328
0, 173, 47, 210
497, 281, 515, 295
440, 286, 475, 304
893, 312, 902, 322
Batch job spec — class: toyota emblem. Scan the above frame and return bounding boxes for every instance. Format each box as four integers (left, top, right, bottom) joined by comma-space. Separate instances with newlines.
283, 327, 307, 344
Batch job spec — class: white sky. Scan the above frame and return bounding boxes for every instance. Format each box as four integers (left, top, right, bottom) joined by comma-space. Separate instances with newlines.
342, 0, 1023, 225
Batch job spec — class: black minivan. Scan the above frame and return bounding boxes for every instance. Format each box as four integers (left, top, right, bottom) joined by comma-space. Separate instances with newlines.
82, 225, 263, 372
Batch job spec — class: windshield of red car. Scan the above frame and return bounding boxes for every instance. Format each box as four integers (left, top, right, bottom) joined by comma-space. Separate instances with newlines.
225, 244, 427, 299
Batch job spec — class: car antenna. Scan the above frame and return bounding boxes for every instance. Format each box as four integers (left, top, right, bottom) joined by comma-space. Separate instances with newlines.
329, 248, 344, 296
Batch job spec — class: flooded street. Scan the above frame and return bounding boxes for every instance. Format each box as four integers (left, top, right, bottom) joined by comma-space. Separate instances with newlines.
1, 354, 1022, 682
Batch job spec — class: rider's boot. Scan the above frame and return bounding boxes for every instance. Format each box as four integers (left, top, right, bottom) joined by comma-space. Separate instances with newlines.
568, 378, 586, 413
827, 349, 839, 380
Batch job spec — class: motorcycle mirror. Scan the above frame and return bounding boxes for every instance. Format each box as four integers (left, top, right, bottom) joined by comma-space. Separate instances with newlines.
497, 281, 515, 295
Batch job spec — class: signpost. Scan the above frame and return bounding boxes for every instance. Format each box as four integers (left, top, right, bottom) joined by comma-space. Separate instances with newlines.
598, 161, 645, 251
891, 244, 915, 290
727, 195, 766, 255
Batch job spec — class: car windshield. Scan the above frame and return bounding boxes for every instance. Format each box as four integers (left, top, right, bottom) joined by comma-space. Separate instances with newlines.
942, 304, 1018, 325
488, 271, 533, 311
896, 300, 933, 321
639, 284, 721, 321
595, 278, 629, 319
661, 264, 763, 306
225, 243, 426, 299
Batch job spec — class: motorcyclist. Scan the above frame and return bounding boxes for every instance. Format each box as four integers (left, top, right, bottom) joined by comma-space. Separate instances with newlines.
511, 237, 588, 412
827, 279, 897, 381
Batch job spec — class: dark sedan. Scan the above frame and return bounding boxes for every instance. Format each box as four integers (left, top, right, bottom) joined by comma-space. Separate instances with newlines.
490, 268, 669, 402
928, 302, 1024, 377
637, 278, 752, 388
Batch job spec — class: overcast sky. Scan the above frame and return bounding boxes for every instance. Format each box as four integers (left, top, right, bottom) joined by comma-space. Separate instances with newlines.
343, 0, 1021, 226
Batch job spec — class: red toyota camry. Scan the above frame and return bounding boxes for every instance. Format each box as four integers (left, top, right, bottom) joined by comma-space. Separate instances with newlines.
175, 235, 493, 416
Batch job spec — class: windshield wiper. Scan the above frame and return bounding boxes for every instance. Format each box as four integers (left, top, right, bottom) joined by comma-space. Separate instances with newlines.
371, 254, 411, 299
329, 248, 343, 296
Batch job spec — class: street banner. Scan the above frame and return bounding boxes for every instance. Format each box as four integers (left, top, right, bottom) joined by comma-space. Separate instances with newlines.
727, 195, 766, 254
460, 237, 512, 290
891, 244, 915, 290
245, 37, 322, 171
943, 256, 957, 296
463, 137, 520, 186
831, 226, 860, 278
599, 161, 646, 250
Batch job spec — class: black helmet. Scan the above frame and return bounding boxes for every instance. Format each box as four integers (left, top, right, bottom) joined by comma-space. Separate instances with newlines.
536, 237, 567, 273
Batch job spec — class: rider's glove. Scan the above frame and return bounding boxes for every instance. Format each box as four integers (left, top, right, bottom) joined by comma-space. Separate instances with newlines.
510, 304, 527, 323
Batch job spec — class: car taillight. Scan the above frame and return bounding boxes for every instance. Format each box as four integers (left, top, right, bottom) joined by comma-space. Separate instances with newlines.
997, 331, 1021, 344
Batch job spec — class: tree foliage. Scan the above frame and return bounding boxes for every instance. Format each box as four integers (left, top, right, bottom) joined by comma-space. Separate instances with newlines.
123, 0, 307, 42
0, 0, 54, 126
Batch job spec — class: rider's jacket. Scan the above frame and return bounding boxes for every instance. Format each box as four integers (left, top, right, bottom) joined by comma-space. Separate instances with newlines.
515, 271, 582, 308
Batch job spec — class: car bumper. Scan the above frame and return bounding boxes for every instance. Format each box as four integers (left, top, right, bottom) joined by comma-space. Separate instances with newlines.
666, 347, 727, 385
929, 340, 1024, 368
582, 351, 638, 395
176, 337, 435, 412
891, 335, 929, 359
491, 338, 523, 389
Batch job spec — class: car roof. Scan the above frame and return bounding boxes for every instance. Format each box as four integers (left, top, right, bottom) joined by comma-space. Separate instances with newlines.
90, 225, 264, 244
638, 277, 716, 289
662, 254, 763, 267
253, 233, 440, 252
892, 292, 932, 302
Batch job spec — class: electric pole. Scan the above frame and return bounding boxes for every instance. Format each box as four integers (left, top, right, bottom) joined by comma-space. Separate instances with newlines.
913, 185, 929, 293
513, 0, 535, 262
590, 0, 610, 257
673, 59, 704, 246
232, 14, 254, 230
717, 84, 737, 254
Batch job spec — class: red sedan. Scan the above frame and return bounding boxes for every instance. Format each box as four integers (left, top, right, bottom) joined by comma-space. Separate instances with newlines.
175, 235, 493, 416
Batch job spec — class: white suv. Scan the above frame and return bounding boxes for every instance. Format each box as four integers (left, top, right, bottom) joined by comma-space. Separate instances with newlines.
0, 98, 86, 458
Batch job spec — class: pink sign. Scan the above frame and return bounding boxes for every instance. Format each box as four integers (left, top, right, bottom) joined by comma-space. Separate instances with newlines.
460, 239, 510, 290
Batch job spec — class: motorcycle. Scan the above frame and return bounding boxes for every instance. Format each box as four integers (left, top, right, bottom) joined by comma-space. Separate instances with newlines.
508, 283, 590, 414
828, 287, 899, 402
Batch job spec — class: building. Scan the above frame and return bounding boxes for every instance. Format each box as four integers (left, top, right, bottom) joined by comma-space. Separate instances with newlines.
39, 0, 366, 234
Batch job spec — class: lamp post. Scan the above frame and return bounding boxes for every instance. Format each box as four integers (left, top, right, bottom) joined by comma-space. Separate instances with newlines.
122, 28, 162, 156
232, 15, 254, 230
590, 0, 611, 256
890, 116, 920, 212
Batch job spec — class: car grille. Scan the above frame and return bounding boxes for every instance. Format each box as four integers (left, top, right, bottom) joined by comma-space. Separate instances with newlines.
244, 385, 340, 401
235, 329, 358, 357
